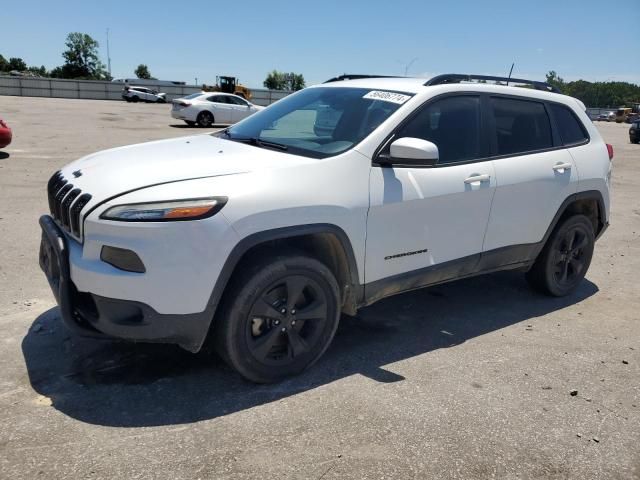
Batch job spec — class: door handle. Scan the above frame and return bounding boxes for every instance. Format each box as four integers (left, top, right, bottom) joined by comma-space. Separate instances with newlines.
464, 174, 491, 184
552, 162, 572, 172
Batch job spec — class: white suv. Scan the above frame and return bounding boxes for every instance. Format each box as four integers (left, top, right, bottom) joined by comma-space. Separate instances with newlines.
39, 74, 612, 383
122, 86, 167, 103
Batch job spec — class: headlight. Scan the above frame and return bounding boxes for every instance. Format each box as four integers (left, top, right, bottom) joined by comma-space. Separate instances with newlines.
100, 197, 227, 222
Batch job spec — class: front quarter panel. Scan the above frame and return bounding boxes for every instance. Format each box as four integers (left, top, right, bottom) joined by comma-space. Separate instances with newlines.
72, 179, 242, 315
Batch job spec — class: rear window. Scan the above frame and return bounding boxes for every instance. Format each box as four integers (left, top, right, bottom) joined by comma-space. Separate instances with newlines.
549, 104, 588, 145
490, 97, 553, 156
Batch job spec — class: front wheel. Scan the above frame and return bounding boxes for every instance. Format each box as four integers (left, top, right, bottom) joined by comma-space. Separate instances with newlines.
526, 214, 595, 296
214, 254, 340, 383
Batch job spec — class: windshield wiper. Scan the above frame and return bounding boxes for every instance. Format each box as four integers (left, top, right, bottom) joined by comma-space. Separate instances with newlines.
226, 135, 288, 151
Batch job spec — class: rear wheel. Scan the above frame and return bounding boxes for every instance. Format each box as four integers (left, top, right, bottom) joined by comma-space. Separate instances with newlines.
214, 254, 340, 383
197, 111, 214, 127
526, 214, 594, 296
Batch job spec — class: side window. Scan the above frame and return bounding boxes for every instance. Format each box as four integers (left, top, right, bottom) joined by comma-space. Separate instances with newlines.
208, 96, 227, 103
549, 103, 589, 145
490, 97, 552, 155
396, 96, 481, 164
228, 96, 248, 106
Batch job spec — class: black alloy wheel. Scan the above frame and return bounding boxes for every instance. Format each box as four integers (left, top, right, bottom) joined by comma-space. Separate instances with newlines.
526, 214, 595, 296
213, 254, 340, 383
246, 275, 329, 366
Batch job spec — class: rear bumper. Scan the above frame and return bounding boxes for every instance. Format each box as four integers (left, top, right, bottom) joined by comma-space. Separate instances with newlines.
38, 215, 212, 352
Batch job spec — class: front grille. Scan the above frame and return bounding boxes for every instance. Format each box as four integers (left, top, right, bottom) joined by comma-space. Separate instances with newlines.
47, 171, 92, 239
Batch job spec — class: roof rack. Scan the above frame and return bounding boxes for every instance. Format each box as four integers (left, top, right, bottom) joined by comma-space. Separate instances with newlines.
324, 74, 401, 83
424, 74, 560, 93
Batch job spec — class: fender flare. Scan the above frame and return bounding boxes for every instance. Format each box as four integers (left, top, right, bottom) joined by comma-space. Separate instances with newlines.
200, 223, 361, 337
534, 189, 607, 258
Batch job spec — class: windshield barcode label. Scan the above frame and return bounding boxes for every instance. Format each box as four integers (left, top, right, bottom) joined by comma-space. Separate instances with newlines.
363, 91, 411, 104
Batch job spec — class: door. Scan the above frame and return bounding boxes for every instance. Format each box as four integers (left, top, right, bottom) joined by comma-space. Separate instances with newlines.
365, 95, 496, 289
228, 96, 252, 122
140, 88, 151, 101
207, 95, 233, 123
483, 96, 578, 252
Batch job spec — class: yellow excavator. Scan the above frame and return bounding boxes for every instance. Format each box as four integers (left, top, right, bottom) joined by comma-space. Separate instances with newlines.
202, 76, 252, 100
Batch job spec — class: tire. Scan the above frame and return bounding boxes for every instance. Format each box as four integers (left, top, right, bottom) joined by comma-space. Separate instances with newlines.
185, 120, 196, 127
197, 111, 214, 127
131, 96, 139, 103
526, 214, 595, 297
213, 254, 341, 383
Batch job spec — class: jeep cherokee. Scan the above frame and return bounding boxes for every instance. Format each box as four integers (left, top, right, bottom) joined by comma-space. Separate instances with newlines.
39, 74, 613, 383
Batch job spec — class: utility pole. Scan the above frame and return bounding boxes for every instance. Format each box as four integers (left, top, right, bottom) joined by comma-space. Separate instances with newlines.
195, 77, 198, 86
404, 57, 418, 77
106, 28, 112, 77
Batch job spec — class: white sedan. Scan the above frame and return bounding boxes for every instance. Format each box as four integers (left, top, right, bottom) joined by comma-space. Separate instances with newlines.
171, 92, 264, 127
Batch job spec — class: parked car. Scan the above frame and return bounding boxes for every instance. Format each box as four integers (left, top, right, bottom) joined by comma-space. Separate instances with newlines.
0, 118, 12, 148
39, 74, 612, 383
625, 113, 640, 124
171, 92, 263, 127
122, 86, 167, 103
630, 120, 640, 143
596, 111, 615, 122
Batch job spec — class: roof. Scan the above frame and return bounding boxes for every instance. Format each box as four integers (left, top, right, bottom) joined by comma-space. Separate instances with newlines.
316, 75, 579, 106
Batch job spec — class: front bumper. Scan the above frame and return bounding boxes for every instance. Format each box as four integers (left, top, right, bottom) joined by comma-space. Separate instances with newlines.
38, 215, 212, 351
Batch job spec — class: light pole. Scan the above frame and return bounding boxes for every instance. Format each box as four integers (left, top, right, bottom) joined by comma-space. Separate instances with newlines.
106, 28, 112, 78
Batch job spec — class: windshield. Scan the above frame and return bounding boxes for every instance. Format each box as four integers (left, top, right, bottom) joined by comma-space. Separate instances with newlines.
221, 87, 413, 158
183, 93, 204, 100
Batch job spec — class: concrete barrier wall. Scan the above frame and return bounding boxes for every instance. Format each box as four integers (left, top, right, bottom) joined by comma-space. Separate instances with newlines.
0, 76, 292, 105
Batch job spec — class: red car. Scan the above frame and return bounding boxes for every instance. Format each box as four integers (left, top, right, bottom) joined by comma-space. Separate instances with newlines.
0, 118, 12, 148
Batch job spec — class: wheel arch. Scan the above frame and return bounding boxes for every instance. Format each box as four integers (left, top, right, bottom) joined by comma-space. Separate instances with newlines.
536, 190, 608, 259
205, 224, 361, 334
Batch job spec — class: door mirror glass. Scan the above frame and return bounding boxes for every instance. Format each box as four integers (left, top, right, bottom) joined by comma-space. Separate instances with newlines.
389, 137, 439, 165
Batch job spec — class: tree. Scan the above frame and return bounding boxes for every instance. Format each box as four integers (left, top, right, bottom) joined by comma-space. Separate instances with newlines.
263, 70, 286, 90
27, 65, 48, 77
58, 32, 108, 80
8, 57, 27, 71
545, 70, 566, 93
263, 70, 306, 91
287, 72, 305, 91
135, 64, 154, 80
0, 55, 8, 72
544, 71, 640, 107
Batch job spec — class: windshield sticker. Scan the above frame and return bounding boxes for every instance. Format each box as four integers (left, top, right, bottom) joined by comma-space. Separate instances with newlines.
363, 91, 411, 104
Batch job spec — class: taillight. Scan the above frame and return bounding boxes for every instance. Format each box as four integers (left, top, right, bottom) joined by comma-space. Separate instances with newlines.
606, 143, 614, 160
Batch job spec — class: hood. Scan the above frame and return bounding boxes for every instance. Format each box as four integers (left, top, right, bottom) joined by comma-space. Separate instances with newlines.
59, 134, 310, 205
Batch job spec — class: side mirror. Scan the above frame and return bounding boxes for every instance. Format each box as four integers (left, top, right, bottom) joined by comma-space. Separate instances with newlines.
388, 137, 439, 165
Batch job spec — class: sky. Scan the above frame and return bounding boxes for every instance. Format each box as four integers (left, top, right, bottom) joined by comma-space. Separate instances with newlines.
3, 0, 639, 88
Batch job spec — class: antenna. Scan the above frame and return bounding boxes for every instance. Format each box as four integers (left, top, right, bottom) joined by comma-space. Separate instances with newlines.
507, 62, 514, 86
106, 28, 112, 77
